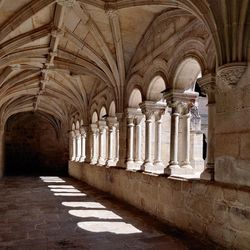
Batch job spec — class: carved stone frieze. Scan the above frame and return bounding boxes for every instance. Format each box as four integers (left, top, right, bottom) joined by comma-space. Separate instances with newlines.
217, 63, 247, 88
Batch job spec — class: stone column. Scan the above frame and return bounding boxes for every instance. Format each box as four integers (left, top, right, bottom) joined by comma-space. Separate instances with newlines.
98, 120, 107, 166
154, 109, 166, 169
90, 124, 98, 164
107, 117, 117, 166
134, 114, 144, 169
181, 109, 192, 169
84, 125, 92, 163
79, 126, 86, 162
114, 122, 119, 164
199, 74, 216, 180
70, 130, 76, 161
139, 102, 154, 170
125, 110, 135, 169
168, 103, 181, 171
116, 113, 126, 168
75, 129, 81, 162
164, 91, 198, 175
0, 126, 5, 178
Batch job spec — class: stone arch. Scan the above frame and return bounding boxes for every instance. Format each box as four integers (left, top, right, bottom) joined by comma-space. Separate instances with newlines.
173, 58, 202, 91
99, 106, 107, 120
72, 123, 76, 131
109, 101, 116, 117
75, 120, 80, 130
146, 75, 166, 102
92, 112, 98, 124
142, 59, 169, 96
128, 88, 143, 108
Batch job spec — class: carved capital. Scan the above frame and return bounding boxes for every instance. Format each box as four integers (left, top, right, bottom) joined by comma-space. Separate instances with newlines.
197, 73, 216, 103
217, 62, 247, 88
139, 101, 166, 121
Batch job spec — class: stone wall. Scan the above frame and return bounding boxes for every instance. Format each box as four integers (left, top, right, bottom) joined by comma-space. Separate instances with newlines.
69, 161, 250, 250
215, 70, 250, 187
5, 112, 68, 176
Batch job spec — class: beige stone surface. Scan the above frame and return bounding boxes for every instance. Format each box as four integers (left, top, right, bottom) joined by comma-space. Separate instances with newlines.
0, 176, 219, 250
69, 162, 250, 249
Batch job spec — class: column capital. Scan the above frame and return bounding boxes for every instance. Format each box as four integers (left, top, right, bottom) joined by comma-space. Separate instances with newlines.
139, 101, 166, 120
217, 62, 247, 89
80, 126, 86, 137
107, 116, 117, 127
197, 73, 216, 104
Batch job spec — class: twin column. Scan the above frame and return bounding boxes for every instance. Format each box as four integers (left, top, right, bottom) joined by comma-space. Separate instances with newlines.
164, 91, 198, 175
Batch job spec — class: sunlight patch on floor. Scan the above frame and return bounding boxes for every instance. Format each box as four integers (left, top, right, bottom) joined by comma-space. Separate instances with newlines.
40, 176, 65, 183
77, 221, 142, 234
48, 185, 75, 189
62, 202, 105, 209
69, 209, 122, 219
50, 188, 81, 193
54, 193, 87, 196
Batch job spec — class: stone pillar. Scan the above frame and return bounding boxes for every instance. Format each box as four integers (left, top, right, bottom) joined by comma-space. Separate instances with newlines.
90, 124, 98, 164
70, 130, 76, 161
168, 103, 181, 172
125, 111, 135, 169
114, 122, 119, 164
79, 126, 86, 162
84, 125, 92, 163
116, 113, 126, 168
75, 129, 81, 162
134, 114, 144, 169
0, 126, 5, 178
181, 111, 192, 169
98, 120, 107, 166
107, 117, 117, 166
164, 91, 198, 175
154, 109, 166, 169
199, 74, 216, 180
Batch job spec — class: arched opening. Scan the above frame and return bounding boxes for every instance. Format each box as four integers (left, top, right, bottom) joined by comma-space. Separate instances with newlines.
92, 112, 98, 124
128, 88, 142, 108
173, 58, 201, 91
5, 112, 68, 176
99, 106, 107, 120
172, 58, 205, 174
147, 76, 166, 101
109, 101, 116, 117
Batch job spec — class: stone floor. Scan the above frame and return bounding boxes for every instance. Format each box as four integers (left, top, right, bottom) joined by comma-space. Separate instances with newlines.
0, 176, 222, 250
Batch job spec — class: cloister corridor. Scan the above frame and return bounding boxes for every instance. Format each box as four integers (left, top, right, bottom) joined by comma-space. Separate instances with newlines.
0, 176, 219, 250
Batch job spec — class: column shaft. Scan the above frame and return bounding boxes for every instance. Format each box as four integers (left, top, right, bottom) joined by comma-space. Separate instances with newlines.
181, 113, 192, 168
169, 111, 180, 167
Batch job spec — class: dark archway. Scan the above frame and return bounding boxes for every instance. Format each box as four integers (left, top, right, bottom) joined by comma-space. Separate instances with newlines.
5, 112, 68, 176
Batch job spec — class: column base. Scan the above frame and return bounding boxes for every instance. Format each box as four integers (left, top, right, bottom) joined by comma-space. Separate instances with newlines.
143, 161, 154, 172
151, 161, 165, 174
181, 162, 193, 169
164, 164, 180, 175
97, 157, 106, 166
107, 159, 116, 167
90, 158, 98, 165
134, 160, 144, 171
79, 157, 86, 162
75, 157, 80, 162
200, 163, 214, 181
126, 160, 135, 170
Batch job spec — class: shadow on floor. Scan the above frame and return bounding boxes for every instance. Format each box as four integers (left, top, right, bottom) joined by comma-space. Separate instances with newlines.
0, 176, 223, 250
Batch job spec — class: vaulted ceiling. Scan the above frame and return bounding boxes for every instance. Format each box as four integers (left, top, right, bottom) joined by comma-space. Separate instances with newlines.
0, 0, 249, 128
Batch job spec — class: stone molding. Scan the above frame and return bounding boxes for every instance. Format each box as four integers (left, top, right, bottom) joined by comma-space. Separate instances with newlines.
56, 0, 76, 7
217, 62, 247, 88
197, 73, 216, 104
